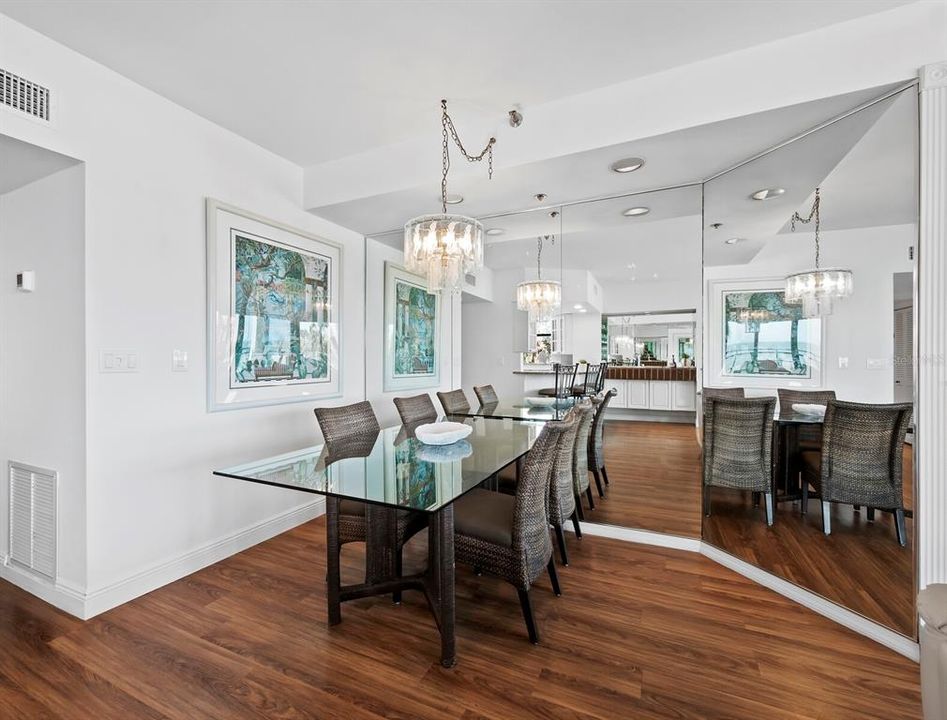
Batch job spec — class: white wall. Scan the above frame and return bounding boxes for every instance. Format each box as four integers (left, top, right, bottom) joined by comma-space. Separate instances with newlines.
0, 16, 365, 611
704, 224, 914, 403
364, 238, 460, 426
0, 164, 86, 592
461, 268, 524, 399
602, 278, 700, 315
564, 312, 603, 365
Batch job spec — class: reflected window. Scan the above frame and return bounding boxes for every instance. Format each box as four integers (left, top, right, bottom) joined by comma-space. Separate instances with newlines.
723, 290, 821, 377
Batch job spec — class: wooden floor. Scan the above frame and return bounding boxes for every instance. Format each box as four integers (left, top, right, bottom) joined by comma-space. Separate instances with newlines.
593, 420, 915, 636
590, 420, 702, 536
0, 516, 922, 720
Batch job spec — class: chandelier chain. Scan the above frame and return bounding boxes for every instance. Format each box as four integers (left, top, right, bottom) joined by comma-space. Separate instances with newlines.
440, 99, 496, 213
790, 187, 821, 268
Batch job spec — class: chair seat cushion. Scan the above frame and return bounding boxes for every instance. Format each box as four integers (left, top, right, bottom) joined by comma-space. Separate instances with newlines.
536, 387, 559, 397
454, 488, 515, 547
340, 499, 366, 516
800, 450, 821, 475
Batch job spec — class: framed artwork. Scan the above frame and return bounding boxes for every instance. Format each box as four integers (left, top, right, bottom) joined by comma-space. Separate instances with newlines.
706, 278, 823, 389
206, 199, 342, 411
383, 262, 440, 392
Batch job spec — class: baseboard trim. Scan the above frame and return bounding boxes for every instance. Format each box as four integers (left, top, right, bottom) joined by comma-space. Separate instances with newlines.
0, 561, 87, 617
580, 521, 919, 662
700, 543, 919, 661
571, 521, 702, 552
81, 498, 325, 618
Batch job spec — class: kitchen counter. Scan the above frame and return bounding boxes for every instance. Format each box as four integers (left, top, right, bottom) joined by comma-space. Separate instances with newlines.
607, 366, 696, 381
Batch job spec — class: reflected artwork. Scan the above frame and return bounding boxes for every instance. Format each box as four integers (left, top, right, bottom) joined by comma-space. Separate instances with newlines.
723, 290, 821, 377
394, 279, 437, 377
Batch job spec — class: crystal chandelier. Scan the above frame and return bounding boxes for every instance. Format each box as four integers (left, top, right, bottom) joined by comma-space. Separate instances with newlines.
516, 234, 561, 321
736, 308, 772, 333
404, 100, 496, 293
784, 187, 853, 317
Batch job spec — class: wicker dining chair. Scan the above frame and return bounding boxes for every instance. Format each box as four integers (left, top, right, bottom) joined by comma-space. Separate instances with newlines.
437, 389, 471, 415
537, 363, 579, 398
473, 384, 499, 405
571, 364, 602, 397
703, 386, 746, 401
702, 396, 776, 526
777, 388, 836, 449
452, 414, 576, 644
314, 401, 427, 602
588, 388, 617, 498
800, 400, 912, 545
546, 406, 582, 566
393, 394, 438, 425
570, 400, 596, 521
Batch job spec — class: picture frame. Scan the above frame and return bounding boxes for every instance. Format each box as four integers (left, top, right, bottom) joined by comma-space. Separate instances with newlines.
383, 261, 440, 392
206, 199, 342, 411
706, 277, 824, 389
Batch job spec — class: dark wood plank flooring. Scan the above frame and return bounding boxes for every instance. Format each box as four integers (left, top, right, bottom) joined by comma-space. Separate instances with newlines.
590, 420, 914, 636
589, 420, 702, 536
0, 515, 921, 719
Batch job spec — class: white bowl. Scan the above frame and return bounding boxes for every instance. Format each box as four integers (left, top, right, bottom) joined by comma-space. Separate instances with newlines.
416, 440, 473, 463
792, 403, 826, 417
524, 396, 556, 407
414, 421, 473, 446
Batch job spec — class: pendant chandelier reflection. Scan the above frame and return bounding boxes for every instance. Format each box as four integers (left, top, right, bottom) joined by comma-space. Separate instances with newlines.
404, 100, 496, 293
516, 234, 561, 321
784, 187, 853, 317
737, 308, 772, 333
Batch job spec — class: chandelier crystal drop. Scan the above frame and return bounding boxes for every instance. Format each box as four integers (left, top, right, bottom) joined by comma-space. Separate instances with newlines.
404, 99, 496, 294
783, 187, 853, 318
516, 235, 561, 321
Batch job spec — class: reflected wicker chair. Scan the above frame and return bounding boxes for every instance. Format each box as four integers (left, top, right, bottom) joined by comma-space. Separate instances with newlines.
314, 401, 426, 602
702, 396, 776, 525
703, 386, 746, 401
473, 384, 499, 405
777, 388, 836, 450
588, 388, 617, 498
570, 401, 596, 520
572, 364, 605, 397
393, 394, 438, 425
537, 363, 579, 398
452, 414, 577, 644
437, 389, 471, 415
800, 400, 912, 545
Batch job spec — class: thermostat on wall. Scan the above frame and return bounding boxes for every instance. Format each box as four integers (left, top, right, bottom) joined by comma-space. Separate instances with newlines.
16, 271, 35, 292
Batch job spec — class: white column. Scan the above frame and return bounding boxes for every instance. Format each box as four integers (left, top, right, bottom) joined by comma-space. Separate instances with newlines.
918, 61, 947, 591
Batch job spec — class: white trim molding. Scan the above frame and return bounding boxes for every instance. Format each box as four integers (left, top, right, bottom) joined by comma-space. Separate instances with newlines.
569, 521, 702, 552
918, 60, 947, 592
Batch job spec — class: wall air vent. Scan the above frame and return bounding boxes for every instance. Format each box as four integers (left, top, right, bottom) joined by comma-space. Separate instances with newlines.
8, 462, 57, 581
464, 273, 477, 287
1, 68, 51, 122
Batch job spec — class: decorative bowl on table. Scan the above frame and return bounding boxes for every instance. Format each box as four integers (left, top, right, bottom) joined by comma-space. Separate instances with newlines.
414, 421, 473, 446
524, 396, 556, 407
791, 403, 826, 417
416, 439, 473, 463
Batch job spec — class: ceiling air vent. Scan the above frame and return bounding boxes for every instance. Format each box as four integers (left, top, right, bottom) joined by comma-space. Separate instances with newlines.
1, 68, 51, 122
464, 273, 477, 287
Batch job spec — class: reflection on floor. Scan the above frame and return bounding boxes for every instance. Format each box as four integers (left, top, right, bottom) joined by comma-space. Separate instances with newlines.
703, 445, 914, 635
0, 518, 921, 719
591, 420, 702, 536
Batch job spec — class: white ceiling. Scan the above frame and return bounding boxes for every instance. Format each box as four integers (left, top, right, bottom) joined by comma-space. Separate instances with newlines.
0, 135, 80, 195
0, 0, 913, 167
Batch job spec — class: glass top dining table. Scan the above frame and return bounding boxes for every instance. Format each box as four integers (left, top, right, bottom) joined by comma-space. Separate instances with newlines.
215, 415, 543, 513
453, 395, 579, 422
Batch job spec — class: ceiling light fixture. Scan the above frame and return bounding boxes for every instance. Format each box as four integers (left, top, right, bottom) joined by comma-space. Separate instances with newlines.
784, 187, 853, 317
516, 234, 560, 321
623, 206, 650, 217
751, 187, 786, 201
573, 304, 583, 310
485, 228, 505, 236
404, 99, 496, 293
610, 157, 645, 173
725, 237, 741, 245
443, 194, 464, 205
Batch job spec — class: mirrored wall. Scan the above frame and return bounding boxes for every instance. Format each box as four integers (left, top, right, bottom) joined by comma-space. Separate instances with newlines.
700, 86, 918, 636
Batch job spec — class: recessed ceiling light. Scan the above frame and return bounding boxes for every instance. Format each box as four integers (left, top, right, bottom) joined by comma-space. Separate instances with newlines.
485, 228, 505, 236
725, 237, 741, 245
652, 273, 659, 279
444, 193, 464, 205
750, 187, 785, 201
578, 308, 588, 313
623, 206, 650, 217
610, 157, 645, 174
573, 304, 583, 310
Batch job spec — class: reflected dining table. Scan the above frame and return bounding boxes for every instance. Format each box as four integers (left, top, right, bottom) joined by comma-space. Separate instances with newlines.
214, 416, 543, 667
772, 407, 826, 501
452, 396, 578, 423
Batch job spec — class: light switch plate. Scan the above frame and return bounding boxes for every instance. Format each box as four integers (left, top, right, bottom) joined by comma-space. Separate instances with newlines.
867, 358, 887, 370
172, 349, 189, 372
99, 349, 140, 373
838, 357, 849, 369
